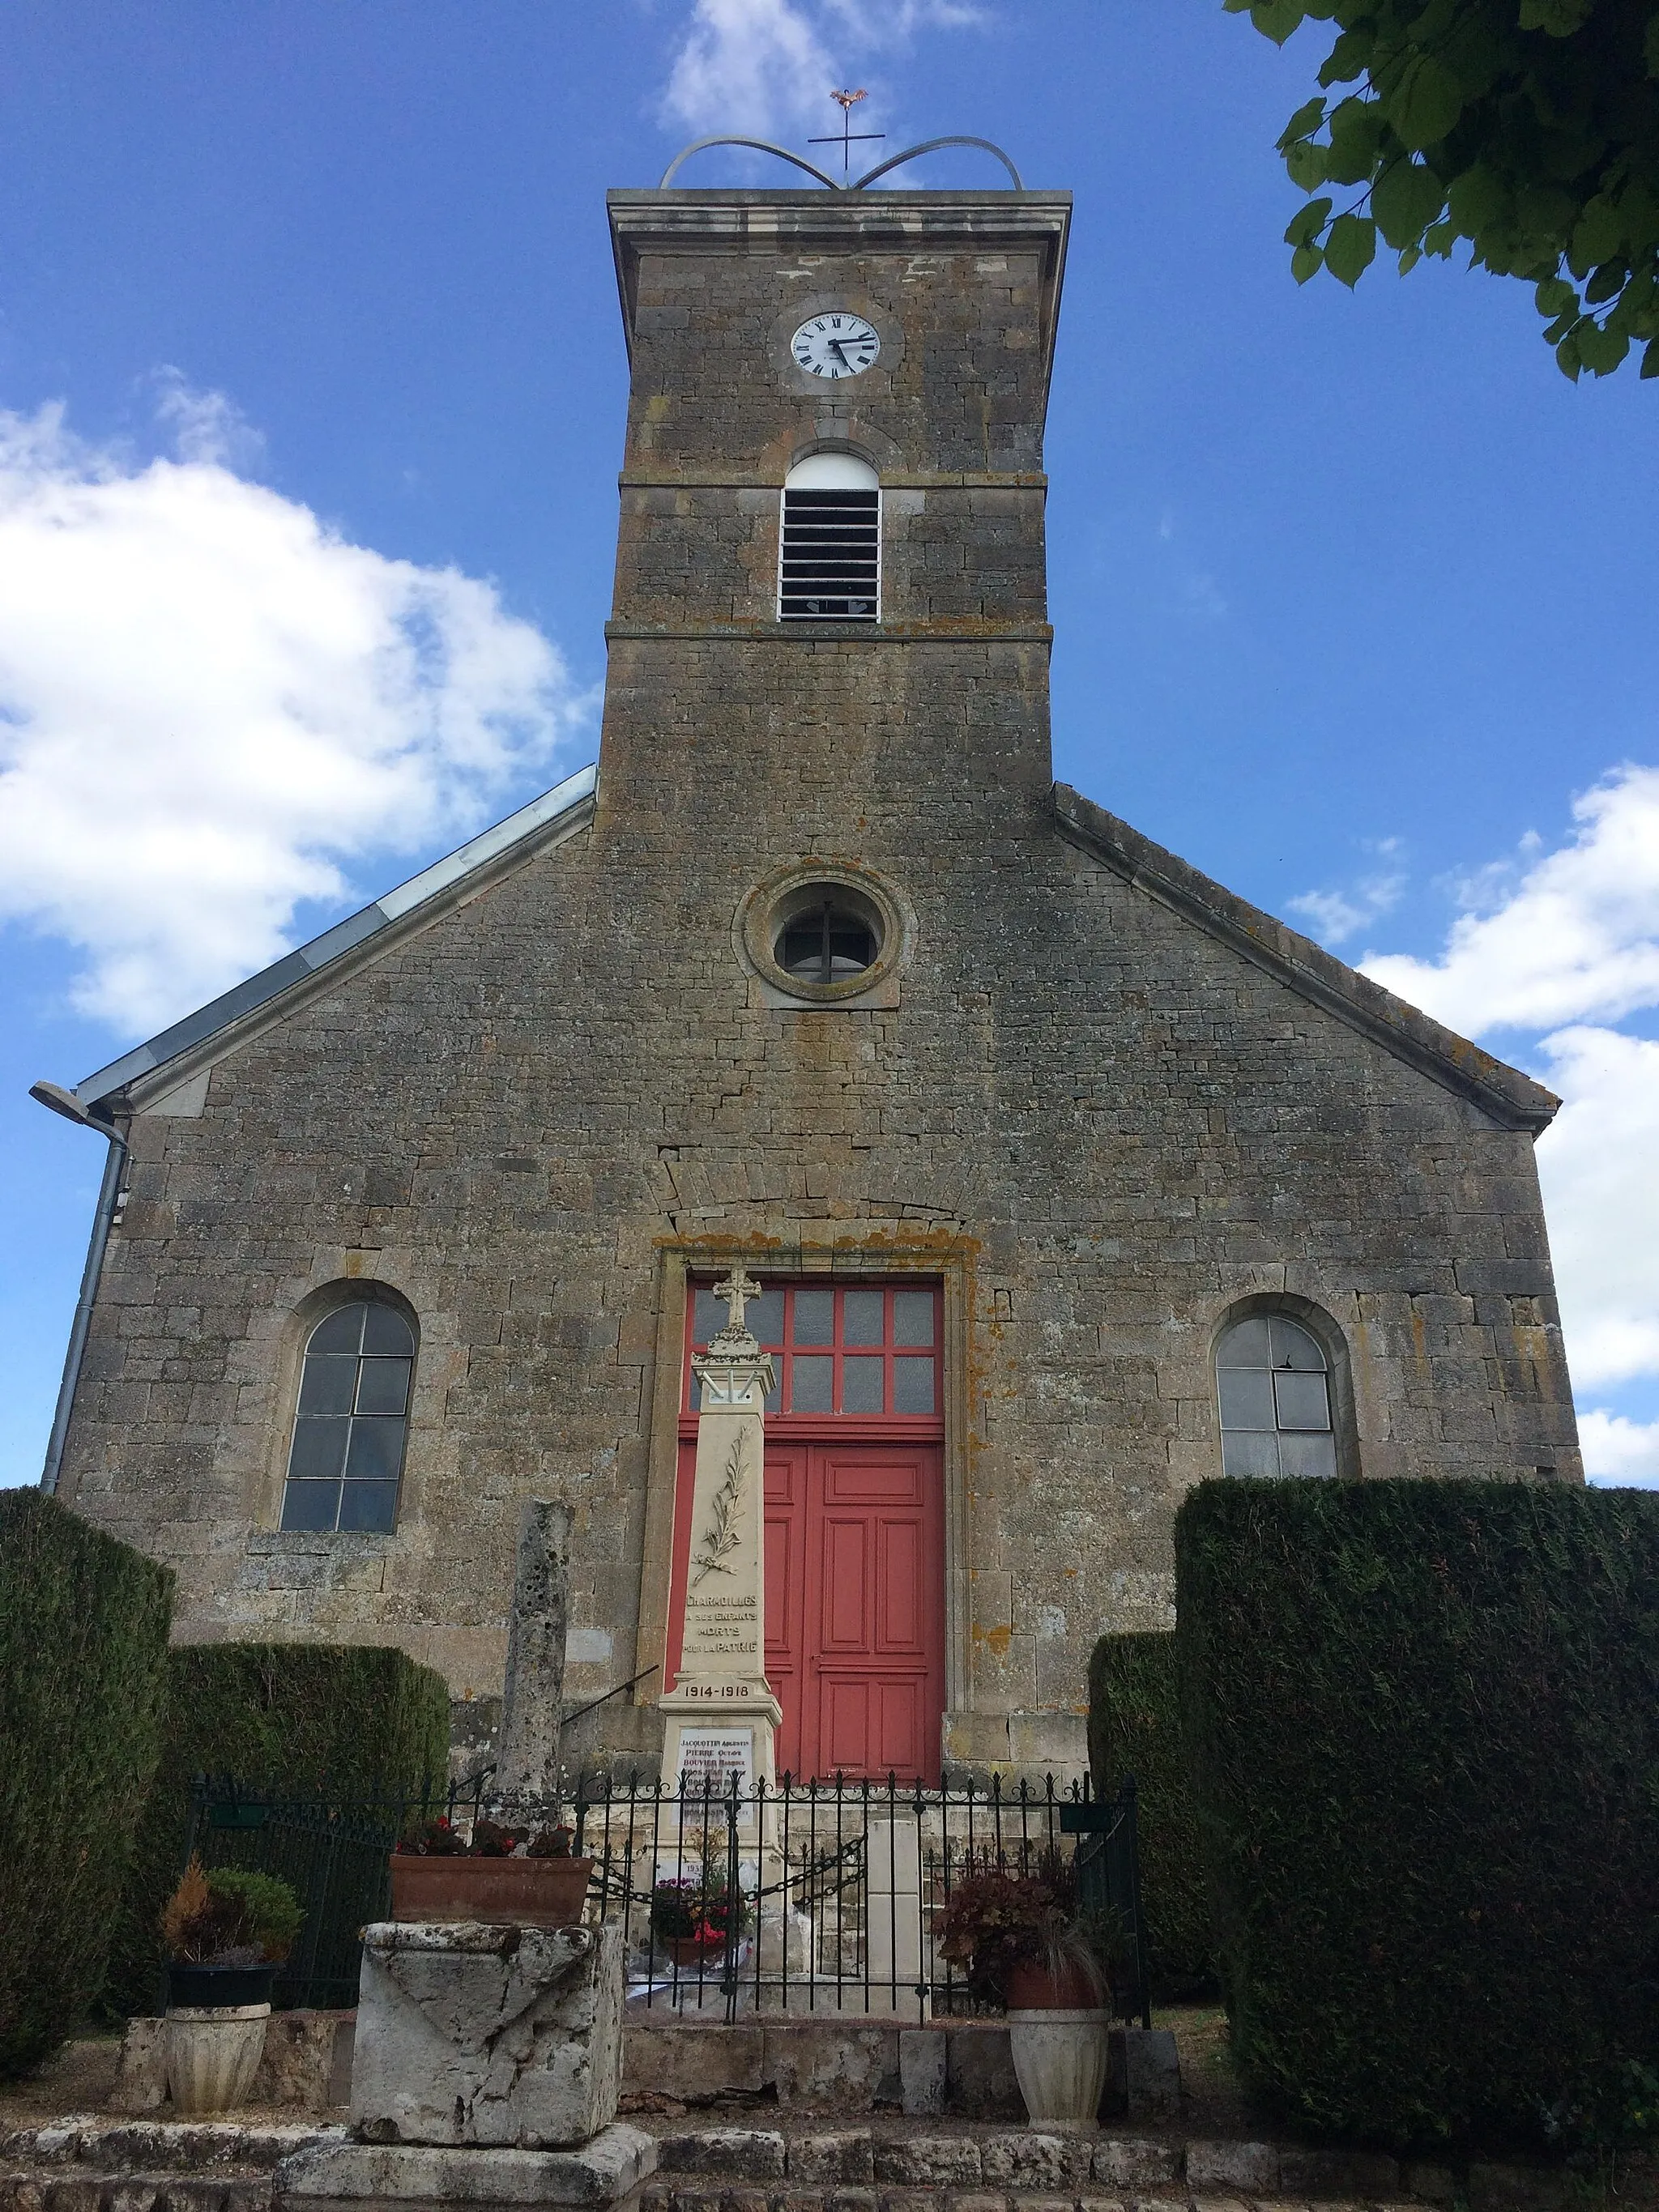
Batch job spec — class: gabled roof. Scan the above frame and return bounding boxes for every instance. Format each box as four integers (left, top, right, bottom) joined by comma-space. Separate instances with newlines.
1053, 782, 1558, 1136
64, 764, 598, 1117
38, 759, 1555, 1139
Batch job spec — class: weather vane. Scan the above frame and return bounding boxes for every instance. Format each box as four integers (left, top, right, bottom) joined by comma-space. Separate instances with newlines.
809, 89, 884, 180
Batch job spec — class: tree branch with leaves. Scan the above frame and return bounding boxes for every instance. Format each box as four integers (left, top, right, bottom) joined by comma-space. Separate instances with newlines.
1229, 0, 1659, 379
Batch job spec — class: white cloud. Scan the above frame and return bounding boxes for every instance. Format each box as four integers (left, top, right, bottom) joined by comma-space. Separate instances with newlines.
1532, 1025, 1659, 1390
1289, 838, 1405, 945
0, 394, 591, 1036
1360, 765, 1659, 1034
1577, 1409, 1659, 1487
659, 0, 983, 150
1341, 774, 1659, 1418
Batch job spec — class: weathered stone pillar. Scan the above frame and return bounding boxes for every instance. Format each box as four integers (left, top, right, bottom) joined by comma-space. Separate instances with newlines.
657, 1268, 781, 1822
497, 1499, 572, 1814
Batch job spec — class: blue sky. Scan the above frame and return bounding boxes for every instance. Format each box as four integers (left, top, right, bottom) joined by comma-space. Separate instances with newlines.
2, 2, 1655, 1485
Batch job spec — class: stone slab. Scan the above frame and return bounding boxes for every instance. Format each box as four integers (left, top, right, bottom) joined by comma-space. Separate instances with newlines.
898, 2031, 945, 2119
1186, 2141, 1282, 2194
274, 2122, 656, 2209
787, 2136, 875, 2186
656, 2133, 784, 2181
1121, 2030, 1180, 2124
1093, 2137, 1183, 2189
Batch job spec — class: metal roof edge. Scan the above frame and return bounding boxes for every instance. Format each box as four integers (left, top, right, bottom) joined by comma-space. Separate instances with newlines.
1051, 782, 1560, 1137
69, 763, 598, 1110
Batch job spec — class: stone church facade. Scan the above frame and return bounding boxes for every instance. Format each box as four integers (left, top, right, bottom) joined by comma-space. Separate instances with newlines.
39, 182, 1580, 1782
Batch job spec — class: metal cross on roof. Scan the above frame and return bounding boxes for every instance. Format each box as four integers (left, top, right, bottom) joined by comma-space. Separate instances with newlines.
808, 89, 884, 179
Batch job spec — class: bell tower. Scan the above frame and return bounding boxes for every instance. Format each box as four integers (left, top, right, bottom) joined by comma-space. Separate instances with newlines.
596, 181, 1072, 866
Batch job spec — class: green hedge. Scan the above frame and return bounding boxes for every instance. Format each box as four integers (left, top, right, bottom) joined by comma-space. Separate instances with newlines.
1175, 1477, 1659, 2154
105, 1643, 451, 2017
1087, 1630, 1215, 1997
0, 1493, 174, 2076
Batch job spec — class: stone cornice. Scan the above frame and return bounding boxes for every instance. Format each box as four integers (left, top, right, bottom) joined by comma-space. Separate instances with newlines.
604, 620, 1053, 645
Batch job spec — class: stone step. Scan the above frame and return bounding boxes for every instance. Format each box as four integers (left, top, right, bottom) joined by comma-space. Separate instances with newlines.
2, 2119, 1636, 2212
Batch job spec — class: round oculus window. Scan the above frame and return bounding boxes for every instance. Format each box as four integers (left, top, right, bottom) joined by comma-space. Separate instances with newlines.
775, 897, 880, 983
738, 863, 909, 1004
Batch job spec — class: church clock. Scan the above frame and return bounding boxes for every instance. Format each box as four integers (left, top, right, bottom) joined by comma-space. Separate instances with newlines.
789, 311, 880, 378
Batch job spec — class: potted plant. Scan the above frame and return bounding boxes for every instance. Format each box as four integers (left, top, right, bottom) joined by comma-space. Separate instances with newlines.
649, 1869, 749, 1969
390, 1814, 592, 1927
935, 1854, 1124, 2129
160, 1856, 304, 2114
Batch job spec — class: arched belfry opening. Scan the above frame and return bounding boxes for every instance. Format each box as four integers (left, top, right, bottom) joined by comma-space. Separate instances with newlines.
778, 453, 880, 621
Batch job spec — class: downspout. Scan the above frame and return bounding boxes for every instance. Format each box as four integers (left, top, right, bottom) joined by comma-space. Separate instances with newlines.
31, 1080, 129, 1494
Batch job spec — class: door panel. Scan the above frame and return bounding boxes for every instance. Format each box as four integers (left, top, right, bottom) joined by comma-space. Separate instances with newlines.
669, 1432, 943, 1785
803, 1443, 944, 1784
821, 1518, 871, 1652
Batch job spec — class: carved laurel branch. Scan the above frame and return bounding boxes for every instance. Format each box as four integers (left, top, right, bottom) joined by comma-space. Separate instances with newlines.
691, 1430, 748, 1587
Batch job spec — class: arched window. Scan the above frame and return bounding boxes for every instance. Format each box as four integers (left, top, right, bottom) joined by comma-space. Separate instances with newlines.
778, 453, 879, 622
1216, 1314, 1337, 1479
279, 1300, 416, 1532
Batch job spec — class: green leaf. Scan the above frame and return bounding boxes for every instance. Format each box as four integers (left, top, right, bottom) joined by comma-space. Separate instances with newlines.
1423, 218, 1456, 258
1646, 15, 1659, 77
1318, 23, 1375, 86
1534, 276, 1577, 317
1555, 327, 1584, 379
1398, 243, 1422, 273
1250, 0, 1307, 43
1518, 0, 1592, 29
1575, 320, 1629, 374
1584, 258, 1626, 306
1326, 95, 1385, 183
1388, 54, 1464, 151
1291, 241, 1325, 283
1447, 164, 1508, 237
1286, 139, 1331, 189
1324, 211, 1378, 286
1285, 196, 1333, 247
1570, 195, 1624, 276
1277, 96, 1328, 151
1372, 158, 1446, 248
1640, 336, 1659, 377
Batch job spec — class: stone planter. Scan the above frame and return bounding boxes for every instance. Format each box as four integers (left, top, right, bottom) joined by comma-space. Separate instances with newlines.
389, 1853, 593, 1928
1004, 1962, 1111, 2130
1006, 2008, 1112, 2129
164, 2001, 271, 2115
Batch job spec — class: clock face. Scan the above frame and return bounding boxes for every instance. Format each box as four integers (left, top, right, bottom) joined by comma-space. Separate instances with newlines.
791, 313, 881, 380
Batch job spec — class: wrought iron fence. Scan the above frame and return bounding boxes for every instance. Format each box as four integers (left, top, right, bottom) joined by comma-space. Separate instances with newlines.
181, 1767, 1149, 2026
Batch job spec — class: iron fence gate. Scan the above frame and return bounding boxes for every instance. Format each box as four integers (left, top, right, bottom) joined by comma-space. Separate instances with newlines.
181, 1767, 1149, 2025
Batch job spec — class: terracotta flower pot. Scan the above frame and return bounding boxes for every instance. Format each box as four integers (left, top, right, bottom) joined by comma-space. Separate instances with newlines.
663, 1933, 728, 1969
1001, 1958, 1104, 2011
389, 1853, 593, 1927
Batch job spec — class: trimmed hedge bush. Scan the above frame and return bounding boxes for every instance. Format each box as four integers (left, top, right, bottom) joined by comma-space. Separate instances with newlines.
1087, 1630, 1215, 1997
105, 1643, 451, 2017
0, 1493, 174, 2076
1175, 1477, 1659, 2153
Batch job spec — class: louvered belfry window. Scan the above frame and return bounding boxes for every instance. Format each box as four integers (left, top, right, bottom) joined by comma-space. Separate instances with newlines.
778, 452, 879, 623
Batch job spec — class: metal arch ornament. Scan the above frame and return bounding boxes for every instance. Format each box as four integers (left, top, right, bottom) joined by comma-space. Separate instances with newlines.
659, 133, 1023, 192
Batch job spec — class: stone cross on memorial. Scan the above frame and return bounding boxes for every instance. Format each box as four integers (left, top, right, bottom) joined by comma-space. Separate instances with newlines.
657, 1266, 780, 1823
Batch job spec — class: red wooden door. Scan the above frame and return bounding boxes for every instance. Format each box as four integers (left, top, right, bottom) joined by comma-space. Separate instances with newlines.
670, 1435, 945, 1785
795, 1442, 944, 1786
